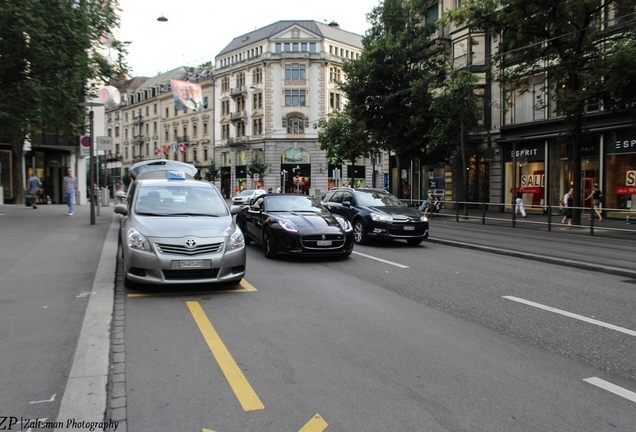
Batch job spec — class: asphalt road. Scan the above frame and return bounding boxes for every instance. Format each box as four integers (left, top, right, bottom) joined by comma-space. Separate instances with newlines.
121, 238, 636, 431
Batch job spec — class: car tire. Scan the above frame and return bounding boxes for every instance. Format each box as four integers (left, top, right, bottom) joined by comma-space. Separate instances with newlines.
353, 220, 367, 245
407, 238, 423, 246
262, 227, 277, 259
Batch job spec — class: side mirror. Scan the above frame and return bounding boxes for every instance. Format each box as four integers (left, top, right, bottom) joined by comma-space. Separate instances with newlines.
114, 203, 128, 215
342, 200, 351, 207
249, 204, 261, 212
230, 205, 244, 216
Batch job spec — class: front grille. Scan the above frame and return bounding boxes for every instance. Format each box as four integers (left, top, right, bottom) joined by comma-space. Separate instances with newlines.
301, 234, 346, 249
162, 268, 219, 280
387, 222, 427, 237
156, 242, 223, 256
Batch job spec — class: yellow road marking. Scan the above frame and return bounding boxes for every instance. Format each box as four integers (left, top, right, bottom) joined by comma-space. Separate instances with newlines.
187, 301, 265, 412
127, 279, 257, 297
202, 429, 216, 432
299, 414, 328, 432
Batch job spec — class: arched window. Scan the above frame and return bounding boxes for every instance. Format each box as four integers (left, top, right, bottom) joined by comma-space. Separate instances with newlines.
287, 116, 305, 134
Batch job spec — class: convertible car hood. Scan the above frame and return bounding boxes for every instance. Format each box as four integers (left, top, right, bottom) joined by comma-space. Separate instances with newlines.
134, 215, 234, 238
279, 212, 342, 229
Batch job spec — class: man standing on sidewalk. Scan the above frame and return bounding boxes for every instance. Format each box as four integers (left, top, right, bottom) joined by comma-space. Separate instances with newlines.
63, 168, 78, 216
27, 172, 42, 209
515, 188, 527, 218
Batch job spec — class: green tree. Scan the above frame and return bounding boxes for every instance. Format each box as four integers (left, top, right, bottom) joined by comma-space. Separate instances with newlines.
0, 0, 128, 204
246, 158, 269, 182
428, 68, 482, 210
202, 160, 220, 183
444, 0, 636, 223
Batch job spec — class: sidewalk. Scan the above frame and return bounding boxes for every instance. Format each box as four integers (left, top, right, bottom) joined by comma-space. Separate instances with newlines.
427, 209, 636, 278
0, 202, 119, 431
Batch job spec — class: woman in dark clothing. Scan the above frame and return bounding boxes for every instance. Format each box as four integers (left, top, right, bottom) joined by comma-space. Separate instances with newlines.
586, 183, 603, 222
562, 187, 574, 225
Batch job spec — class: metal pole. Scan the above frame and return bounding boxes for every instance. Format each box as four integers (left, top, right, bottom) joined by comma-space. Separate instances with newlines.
89, 109, 95, 225
512, 141, 517, 228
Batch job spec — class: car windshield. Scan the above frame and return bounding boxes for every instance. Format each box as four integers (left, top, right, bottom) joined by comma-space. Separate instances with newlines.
134, 185, 228, 216
356, 191, 405, 207
265, 195, 324, 212
238, 189, 257, 196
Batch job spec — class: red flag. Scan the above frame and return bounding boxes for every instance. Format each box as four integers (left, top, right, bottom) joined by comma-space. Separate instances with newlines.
179, 143, 186, 154
163, 145, 169, 155
154, 146, 160, 155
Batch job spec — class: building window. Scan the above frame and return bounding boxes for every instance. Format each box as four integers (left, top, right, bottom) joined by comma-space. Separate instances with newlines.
330, 92, 341, 110
275, 43, 282, 53
192, 124, 197, 137
236, 72, 245, 88
165, 108, 169, 118
165, 130, 169, 142
253, 67, 263, 84
253, 92, 262, 109
203, 147, 208, 161
330, 67, 341, 82
115, 126, 119, 137
284, 90, 306, 106
236, 121, 246, 137
203, 122, 208, 135
203, 96, 208, 109
253, 118, 263, 135
287, 116, 305, 134
285, 63, 306, 80
221, 124, 230, 139
145, 143, 149, 156
222, 77, 230, 93
193, 147, 197, 162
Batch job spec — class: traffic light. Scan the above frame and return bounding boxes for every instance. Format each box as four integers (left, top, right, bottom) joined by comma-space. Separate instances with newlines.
282, 170, 288, 181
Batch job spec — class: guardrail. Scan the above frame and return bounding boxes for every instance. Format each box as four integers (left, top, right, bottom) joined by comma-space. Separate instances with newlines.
406, 199, 636, 237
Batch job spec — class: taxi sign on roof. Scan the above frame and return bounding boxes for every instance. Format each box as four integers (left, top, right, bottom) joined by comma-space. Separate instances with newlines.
168, 170, 186, 180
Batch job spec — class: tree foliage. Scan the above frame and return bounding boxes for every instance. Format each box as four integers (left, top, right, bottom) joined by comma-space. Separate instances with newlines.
0, 0, 128, 202
202, 159, 220, 183
317, 0, 447, 164
444, 0, 636, 218
246, 158, 269, 181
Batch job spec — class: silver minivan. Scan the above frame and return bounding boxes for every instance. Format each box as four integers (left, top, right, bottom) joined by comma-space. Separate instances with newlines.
115, 160, 246, 288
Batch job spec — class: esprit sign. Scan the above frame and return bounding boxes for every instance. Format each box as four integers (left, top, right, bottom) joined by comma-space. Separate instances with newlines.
608, 138, 636, 155
627, 170, 636, 186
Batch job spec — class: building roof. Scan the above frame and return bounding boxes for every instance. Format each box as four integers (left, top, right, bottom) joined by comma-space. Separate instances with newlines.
217, 20, 363, 57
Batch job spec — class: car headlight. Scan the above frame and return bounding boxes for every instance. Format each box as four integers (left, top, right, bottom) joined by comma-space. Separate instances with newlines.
228, 229, 245, 250
278, 219, 298, 232
338, 218, 353, 232
127, 227, 151, 252
421, 215, 428, 222
370, 212, 393, 222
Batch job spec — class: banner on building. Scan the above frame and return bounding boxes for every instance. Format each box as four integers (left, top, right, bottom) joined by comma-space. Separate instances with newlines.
170, 79, 203, 112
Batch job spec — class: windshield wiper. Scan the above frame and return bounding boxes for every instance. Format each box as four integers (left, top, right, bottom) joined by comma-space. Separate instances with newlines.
169, 213, 220, 217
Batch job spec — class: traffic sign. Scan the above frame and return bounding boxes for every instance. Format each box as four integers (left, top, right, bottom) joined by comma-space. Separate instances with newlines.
96, 136, 113, 151
253, 173, 260, 181
80, 135, 91, 157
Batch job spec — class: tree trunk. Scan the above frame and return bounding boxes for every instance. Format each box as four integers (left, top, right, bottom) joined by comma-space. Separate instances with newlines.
11, 133, 25, 205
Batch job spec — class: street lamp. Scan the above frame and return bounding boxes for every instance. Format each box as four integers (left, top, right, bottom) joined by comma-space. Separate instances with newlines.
80, 101, 104, 225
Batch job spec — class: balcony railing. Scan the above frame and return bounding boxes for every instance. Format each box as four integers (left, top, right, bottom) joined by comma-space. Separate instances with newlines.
176, 136, 189, 143
230, 86, 247, 96
226, 136, 249, 147
229, 111, 247, 122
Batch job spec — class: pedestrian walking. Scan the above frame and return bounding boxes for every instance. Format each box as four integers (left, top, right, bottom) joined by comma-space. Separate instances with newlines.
561, 187, 574, 225
515, 188, 527, 218
63, 168, 78, 216
586, 183, 603, 222
27, 172, 42, 209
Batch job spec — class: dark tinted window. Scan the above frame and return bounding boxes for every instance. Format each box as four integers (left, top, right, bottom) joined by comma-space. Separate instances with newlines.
330, 191, 345, 203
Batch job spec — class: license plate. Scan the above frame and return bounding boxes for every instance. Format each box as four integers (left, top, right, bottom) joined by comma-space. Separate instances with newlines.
317, 240, 332, 246
403, 226, 415, 231
179, 260, 203, 268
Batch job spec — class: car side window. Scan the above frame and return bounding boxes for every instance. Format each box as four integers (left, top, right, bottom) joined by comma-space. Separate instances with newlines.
342, 192, 353, 204
330, 192, 344, 204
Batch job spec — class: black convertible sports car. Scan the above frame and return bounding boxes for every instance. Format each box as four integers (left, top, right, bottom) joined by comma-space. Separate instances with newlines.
236, 194, 354, 259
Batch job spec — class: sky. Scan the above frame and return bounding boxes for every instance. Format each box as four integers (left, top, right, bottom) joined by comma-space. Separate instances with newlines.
116, 0, 382, 78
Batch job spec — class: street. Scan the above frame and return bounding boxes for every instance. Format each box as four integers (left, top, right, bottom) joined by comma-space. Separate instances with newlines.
1, 203, 635, 432
121, 239, 636, 431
